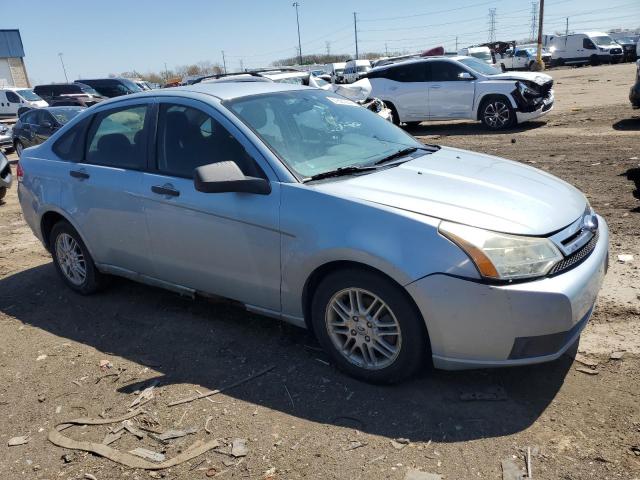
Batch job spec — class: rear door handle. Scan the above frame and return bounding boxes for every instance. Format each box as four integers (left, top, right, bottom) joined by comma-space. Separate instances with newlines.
69, 169, 90, 179
430, 85, 442, 89
151, 184, 180, 197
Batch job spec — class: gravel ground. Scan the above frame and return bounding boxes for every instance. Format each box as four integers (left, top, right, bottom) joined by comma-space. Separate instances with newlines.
0, 62, 639, 480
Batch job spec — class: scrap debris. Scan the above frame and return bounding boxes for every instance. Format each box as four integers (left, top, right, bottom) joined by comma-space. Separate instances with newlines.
150, 427, 198, 443
168, 366, 275, 407
391, 438, 410, 450
8, 435, 30, 446
129, 447, 165, 463
129, 381, 158, 409
576, 367, 599, 375
404, 469, 442, 480
48, 410, 220, 470
231, 438, 249, 458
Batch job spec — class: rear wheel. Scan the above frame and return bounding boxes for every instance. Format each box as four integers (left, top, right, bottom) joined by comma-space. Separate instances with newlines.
49, 221, 107, 294
311, 268, 428, 384
480, 96, 516, 130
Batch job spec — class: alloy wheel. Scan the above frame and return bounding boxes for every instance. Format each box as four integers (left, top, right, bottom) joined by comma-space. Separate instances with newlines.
325, 288, 402, 370
55, 233, 87, 286
483, 101, 511, 129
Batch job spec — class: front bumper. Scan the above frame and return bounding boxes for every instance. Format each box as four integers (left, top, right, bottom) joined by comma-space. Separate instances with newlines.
406, 215, 609, 370
516, 91, 554, 123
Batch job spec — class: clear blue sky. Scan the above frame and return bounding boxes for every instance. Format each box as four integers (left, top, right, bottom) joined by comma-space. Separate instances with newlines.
5, 0, 640, 84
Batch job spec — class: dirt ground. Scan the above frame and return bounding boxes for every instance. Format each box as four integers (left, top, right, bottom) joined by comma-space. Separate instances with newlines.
1, 62, 639, 480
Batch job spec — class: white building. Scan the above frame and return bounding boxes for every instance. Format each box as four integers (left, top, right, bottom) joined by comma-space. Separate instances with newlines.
0, 30, 30, 88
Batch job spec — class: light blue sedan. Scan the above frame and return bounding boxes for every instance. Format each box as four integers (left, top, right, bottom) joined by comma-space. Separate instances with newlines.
17, 82, 608, 383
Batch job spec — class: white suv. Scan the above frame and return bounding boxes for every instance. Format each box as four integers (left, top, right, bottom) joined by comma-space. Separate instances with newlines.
367, 56, 554, 130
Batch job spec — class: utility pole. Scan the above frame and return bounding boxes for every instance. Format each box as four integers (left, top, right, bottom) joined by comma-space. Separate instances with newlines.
565, 17, 569, 37
221, 50, 227, 74
455, 36, 458, 51
325, 41, 331, 56
488, 9, 496, 43
164, 62, 169, 82
293, 2, 302, 65
385, 42, 389, 56
530, 2, 538, 41
58, 52, 68, 82
353, 12, 359, 59
535, 0, 545, 69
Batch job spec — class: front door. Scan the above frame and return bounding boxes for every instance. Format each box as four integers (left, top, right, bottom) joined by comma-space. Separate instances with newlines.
427, 61, 476, 119
139, 99, 281, 311
67, 101, 155, 275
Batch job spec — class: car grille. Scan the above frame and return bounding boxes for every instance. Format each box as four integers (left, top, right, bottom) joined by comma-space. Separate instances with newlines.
549, 230, 599, 275
610, 48, 622, 55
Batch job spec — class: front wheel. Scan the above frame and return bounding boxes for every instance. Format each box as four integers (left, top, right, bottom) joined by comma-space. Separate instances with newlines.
480, 96, 516, 130
311, 269, 428, 384
50, 221, 107, 294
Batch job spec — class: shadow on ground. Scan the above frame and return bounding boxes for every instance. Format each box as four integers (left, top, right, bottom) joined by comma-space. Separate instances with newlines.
0, 263, 573, 443
405, 120, 547, 137
613, 117, 640, 131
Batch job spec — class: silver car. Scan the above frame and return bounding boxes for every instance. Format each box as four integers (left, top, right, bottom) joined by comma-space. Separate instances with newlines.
17, 82, 608, 383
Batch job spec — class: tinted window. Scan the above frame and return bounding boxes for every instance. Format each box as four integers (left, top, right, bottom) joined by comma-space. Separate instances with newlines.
86, 105, 148, 169
156, 104, 260, 179
34, 110, 53, 125
6, 91, 20, 103
20, 110, 38, 124
583, 38, 596, 49
385, 62, 429, 82
53, 116, 91, 162
431, 61, 468, 81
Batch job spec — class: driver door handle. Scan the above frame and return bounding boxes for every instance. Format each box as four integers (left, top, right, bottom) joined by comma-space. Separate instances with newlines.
151, 185, 180, 197
69, 169, 90, 180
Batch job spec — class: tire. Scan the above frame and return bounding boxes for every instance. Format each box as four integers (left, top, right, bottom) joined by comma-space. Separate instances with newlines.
404, 121, 422, 128
49, 221, 107, 294
479, 96, 516, 130
528, 60, 535, 71
384, 102, 400, 126
590, 55, 600, 66
310, 268, 428, 384
15, 140, 24, 158
0, 187, 6, 201
555, 58, 565, 67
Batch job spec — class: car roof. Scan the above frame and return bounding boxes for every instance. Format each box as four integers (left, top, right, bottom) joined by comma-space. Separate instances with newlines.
164, 81, 310, 100
370, 55, 464, 71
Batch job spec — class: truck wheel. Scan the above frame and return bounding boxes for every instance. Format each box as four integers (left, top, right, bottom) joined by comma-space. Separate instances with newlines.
555, 58, 565, 67
0, 187, 6, 201
311, 268, 428, 384
480, 96, 516, 130
528, 60, 536, 71
590, 55, 600, 66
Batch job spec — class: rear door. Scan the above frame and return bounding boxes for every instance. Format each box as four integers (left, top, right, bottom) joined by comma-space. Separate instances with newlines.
139, 97, 281, 310
427, 60, 476, 119
370, 62, 430, 121
64, 99, 156, 275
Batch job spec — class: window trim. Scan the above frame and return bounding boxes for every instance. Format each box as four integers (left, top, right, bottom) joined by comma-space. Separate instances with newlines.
82, 102, 153, 171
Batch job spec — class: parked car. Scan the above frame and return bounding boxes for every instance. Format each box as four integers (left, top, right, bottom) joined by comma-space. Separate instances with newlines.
325, 62, 346, 83
13, 106, 84, 157
497, 47, 552, 71
17, 82, 607, 383
74, 78, 143, 98
458, 46, 493, 64
545, 32, 623, 66
0, 150, 11, 201
614, 36, 639, 62
367, 56, 554, 129
0, 122, 13, 152
0, 87, 48, 116
343, 59, 372, 83
631, 60, 640, 108
34, 83, 105, 107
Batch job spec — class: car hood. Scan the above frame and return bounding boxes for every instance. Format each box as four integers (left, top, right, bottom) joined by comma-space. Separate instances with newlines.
490, 71, 552, 85
312, 146, 586, 235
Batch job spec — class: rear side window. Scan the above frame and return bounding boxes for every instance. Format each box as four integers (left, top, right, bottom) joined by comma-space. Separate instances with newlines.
20, 110, 38, 124
85, 105, 148, 169
6, 91, 20, 103
384, 62, 430, 82
53, 116, 91, 162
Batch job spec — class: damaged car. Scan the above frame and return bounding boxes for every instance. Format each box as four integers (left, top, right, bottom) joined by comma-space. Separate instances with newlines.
631, 59, 640, 108
0, 150, 11, 201
367, 56, 554, 129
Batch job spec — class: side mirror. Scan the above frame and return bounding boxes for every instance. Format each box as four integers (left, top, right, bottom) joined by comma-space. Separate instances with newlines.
458, 72, 475, 80
194, 161, 271, 195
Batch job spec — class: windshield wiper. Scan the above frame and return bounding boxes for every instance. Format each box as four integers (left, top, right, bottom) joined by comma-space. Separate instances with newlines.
303, 165, 379, 182
372, 147, 420, 166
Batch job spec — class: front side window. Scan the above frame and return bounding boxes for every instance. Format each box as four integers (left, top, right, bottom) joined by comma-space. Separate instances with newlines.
6, 91, 20, 103
86, 105, 148, 169
457, 57, 500, 75
228, 90, 422, 179
16, 90, 43, 102
20, 110, 38, 124
430, 61, 468, 81
583, 38, 596, 49
156, 104, 261, 179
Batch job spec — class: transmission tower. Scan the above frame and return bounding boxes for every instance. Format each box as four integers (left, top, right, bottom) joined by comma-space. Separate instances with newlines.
488, 8, 497, 42
530, 2, 539, 41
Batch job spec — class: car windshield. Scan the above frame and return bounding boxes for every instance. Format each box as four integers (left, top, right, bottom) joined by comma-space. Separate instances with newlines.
470, 51, 492, 61
458, 57, 501, 75
227, 90, 423, 179
16, 89, 43, 101
50, 108, 83, 124
592, 36, 616, 46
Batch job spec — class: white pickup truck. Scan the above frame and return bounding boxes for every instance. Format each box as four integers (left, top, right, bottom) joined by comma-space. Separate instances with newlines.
497, 47, 552, 71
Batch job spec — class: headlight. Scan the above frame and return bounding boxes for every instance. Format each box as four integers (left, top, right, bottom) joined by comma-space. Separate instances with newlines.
516, 81, 539, 97
439, 221, 562, 281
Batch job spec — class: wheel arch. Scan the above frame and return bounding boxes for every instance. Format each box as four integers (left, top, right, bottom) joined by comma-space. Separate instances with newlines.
475, 92, 517, 120
39, 209, 94, 259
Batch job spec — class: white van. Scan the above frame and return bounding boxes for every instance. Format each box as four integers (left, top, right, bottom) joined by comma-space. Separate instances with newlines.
458, 46, 493, 64
0, 87, 48, 116
325, 62, 346, 83
545, 32, 623, 66
343, 59, 371, 84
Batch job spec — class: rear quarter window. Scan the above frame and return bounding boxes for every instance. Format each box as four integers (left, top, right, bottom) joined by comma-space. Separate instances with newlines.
52, 116, 91, 162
